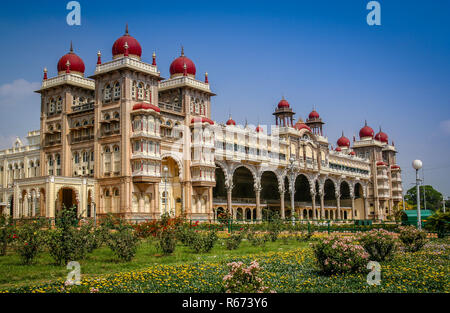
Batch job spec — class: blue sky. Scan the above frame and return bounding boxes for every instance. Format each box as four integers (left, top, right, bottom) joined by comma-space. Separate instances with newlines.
0, 0, 449, 198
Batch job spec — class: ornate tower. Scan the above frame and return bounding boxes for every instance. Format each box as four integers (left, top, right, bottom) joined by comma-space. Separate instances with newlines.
36, 42, 95, 178
273, 97, 295, 127
90, 25, 163, 218
305, 108, 324, 136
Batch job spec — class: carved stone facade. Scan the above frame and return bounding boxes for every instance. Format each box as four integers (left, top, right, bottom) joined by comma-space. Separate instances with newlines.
0, 27, 402, 222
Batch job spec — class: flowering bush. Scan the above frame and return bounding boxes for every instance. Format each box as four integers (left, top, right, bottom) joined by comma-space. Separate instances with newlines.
133, 220, 160, 238
107, 225, 140, 261
296, 232, 312, 242
225, 231, 245, 250
312, 235, 369, 275
223, 260, 274, 293
359, 229, 398, 261
187, 230, 218, 253
247, 230, 269, 247
398, 226, 428, 252
13, 220, 45, 264
266, 212, 283, 242
0, 214, 14, 256
157, 227, 177, 255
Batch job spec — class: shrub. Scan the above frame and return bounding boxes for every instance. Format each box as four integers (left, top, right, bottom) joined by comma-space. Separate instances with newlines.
424, 211, 450, 238
247, 230, 269, 247
225, 231, 245, 250
133, 220, 160, 239
223, 260, 274, 293
312, 235, 369, 275
13, 220, 45, 264
187, 230, 218, 253
295, 232, 312, 242
266, 212, 283, 242
175, 223, 196, 246
0, 215, 14, 256
107, 225, 140, 261
359, 229, 398, 261
45, 207, 89, 265
398, 226, 428, 252
157, 227, 177, 255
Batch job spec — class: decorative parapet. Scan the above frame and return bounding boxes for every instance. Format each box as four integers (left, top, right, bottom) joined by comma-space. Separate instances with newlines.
95, 57, 160, 77
39, 74, 95, 91
159, 76, 212, 93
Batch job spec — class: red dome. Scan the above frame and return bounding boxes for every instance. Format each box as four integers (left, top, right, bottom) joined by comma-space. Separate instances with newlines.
375, 129, 388, 143
337, 132, 350, 147
191, 117, 214, 125
308, 110, 320, 119
277, 98, 290, 108
391, 165, 400, 169
256, 126, 263, 133
226, 117, 236, 126
57, 43, 85, 74
376, 161, 387, 166
112, 25, 142, 58
294, 122, 311, 132
170, 48, 196, 77
132, 102, 160, 112
335, 147, 342, 152
359, 121, 374, 138
349, 151, 356, 156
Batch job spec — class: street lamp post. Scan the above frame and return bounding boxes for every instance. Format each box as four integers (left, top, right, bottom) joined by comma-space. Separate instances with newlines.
288, 157, 296, 226
163, 166, 168, 215
412, 160, 423, 230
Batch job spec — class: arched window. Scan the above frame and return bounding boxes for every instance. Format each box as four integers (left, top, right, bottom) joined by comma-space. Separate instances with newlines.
49, 98, 55, 113
83, 151, 89, 163
131, 81, 137, 99
104, 113, 110, 121
74, 152, 80, 164
104, 84, 112, 101
55, 154, 61, 166
145, 85, 151, 102
72, 96, 78, 106
113, 82, 121, 99
137, 82, 144, 100
114, 112, 120, 119
56, 97, 62, 112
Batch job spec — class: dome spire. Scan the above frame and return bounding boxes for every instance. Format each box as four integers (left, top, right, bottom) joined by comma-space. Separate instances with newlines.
152, 51, 156, 66
70, 41, 74, 53
181, 45, 185, 57
125, 23, 129, 35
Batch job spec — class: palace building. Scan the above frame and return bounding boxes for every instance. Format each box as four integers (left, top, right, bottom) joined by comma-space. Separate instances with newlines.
0, 26, 403, 222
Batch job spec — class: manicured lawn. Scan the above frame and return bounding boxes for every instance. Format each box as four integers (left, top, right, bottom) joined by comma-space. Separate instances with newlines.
0, 236, 306, 290
1, 236, 448, 293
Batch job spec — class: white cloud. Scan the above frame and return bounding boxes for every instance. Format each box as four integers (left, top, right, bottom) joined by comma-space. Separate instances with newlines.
0, 79, 41, 148
440, 120, 450, 136
0, 79, 40, 105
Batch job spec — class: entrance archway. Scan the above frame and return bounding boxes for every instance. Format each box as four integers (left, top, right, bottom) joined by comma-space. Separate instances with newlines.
324, 179, 336, 219
56, 188, 78, 217
161, 157, 181, 216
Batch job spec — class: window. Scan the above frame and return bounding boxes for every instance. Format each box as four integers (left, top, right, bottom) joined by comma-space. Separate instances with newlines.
131, 82, 137, 99
48, 156, 53, 166
113, 82, 121, 99
49, 98, 55, 113
74, 152, 80, 164
145, 86, 151, 102
56, 154, 61, 166
104, 84, 112, 101
91, 151, 94, 161
104, 113, 110, 120
83, 151, 89, 163
56, 97, 62, 112
114, 146, 120, 152
138, 83, 144, 100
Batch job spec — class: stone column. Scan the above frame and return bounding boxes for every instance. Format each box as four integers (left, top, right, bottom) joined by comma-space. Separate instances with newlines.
280, 191, 285, 220
336, 193, 341, 220
311, 192, 316, 219
351, 196, 355, 220
226, 186, 232, 216
255, 186, 261, 221
320, 193, 325, 219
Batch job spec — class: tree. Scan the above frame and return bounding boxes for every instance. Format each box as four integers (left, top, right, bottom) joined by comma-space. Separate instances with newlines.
404, 185, 443, 211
